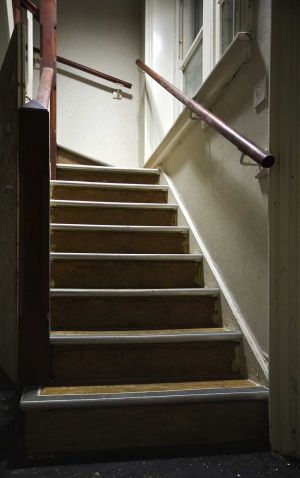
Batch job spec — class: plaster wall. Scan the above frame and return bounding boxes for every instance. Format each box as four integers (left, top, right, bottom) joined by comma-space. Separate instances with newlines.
143, 0, 177, 158
34, 0, 142, 167
150, 0, 271, 356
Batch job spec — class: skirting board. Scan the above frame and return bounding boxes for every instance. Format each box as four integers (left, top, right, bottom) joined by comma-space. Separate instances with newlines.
163, 172, 269, 381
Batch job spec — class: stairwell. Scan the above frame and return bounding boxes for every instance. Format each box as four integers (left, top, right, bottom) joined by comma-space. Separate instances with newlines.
20, 152, 269, 456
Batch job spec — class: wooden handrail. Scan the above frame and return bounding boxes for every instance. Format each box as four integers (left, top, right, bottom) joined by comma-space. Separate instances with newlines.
36, 67, 54, 108
21, 0, 39, 20
33, 47, 132, 89
136, 59, 275, 168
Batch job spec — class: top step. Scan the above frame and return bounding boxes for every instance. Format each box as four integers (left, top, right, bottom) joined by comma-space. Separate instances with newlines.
56, 164, 160, 185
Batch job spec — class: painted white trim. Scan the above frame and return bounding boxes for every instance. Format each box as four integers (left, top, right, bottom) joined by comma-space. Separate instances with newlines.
26, 11, 33, 100
145, 32, 251, 169
180, 27, 203, 71
5, 0, 14, 37
164, 172, 269, 379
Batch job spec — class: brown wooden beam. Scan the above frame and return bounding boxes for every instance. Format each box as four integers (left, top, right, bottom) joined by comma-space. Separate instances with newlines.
18, 99, 51, 385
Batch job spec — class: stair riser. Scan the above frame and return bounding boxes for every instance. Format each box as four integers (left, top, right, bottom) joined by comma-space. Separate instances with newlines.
51, 296, 219, 331
51, 260, 203, 289
56, 170, 160, 185
24, 400, 268, 455
50, 206, 177, 226
51, 231, 189, 254
51, 186, 167, 203
51, 342, 239, 384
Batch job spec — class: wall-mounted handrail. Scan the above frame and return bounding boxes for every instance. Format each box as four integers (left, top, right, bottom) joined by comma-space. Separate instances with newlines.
33, 47, 132, 89
21, 0, 39, 20
136, 59, 275, 168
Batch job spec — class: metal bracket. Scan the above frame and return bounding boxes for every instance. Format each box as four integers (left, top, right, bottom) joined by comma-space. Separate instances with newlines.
239, 153, 268, 179
189, 111, 208, 130
113, 84, 123, 100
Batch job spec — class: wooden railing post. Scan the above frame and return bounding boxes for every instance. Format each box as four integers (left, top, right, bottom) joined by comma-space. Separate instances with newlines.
40, 0, 57, 179
12, 0, 21, 24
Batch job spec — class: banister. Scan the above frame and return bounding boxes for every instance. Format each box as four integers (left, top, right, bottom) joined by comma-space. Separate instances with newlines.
136, 59, 275, 168
21, 0, 39, 20
36, 67, 54, 108
33, 47, 132, 89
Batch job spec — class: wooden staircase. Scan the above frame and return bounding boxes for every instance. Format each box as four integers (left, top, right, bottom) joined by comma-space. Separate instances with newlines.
20, 161, 269, 456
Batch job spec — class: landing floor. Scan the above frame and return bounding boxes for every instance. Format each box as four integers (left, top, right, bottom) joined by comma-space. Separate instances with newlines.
1, 452, 300, 477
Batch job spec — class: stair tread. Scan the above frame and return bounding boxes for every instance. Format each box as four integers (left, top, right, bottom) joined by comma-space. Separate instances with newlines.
50, 328, 241, 344
21, 379, 268, 410
56, 163, 160, 174
51, 199, 177, 209
51, 180, 167, 190
40, 379, 262, 395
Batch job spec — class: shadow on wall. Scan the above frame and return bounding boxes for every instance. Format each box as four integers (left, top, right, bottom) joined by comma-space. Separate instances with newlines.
57, 67, 134, 100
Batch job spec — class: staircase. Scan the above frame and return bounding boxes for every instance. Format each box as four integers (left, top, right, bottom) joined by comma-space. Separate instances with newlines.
20, 158, 269, 457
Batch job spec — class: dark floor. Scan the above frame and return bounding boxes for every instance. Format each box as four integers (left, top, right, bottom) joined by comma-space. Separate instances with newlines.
1, 452, 300, 478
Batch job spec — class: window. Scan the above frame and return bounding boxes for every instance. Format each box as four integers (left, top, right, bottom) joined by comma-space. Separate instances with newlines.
179, 0, 204, 97
219, 0, 235, 53
175, 0, 251, 99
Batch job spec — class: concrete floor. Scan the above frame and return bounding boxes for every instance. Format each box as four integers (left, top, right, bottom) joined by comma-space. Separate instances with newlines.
1, 452, 300, 478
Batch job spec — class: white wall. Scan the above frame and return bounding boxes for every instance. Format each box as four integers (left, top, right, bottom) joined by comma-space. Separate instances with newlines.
34, 0, 142, 167
143, 0, 176, 159
144, 0, 271, 359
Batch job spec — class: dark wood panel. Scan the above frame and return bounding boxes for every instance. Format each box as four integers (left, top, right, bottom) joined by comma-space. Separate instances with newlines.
25, 400, 268, 455
51, 295, 219, 331
0, 25, 23, 383
18, 99, 51, 385
51, 341, 239, 384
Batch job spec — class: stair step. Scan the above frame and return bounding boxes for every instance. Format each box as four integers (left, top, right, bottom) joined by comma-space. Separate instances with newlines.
50, 200, 178, 226
21, 380, 269, 454
56, 163, 160, 184
50, 328, 241, 384
50, 180, 168, 203
51, 288, 220, 330
50, 253, 203, 288
51, 225, 189, 254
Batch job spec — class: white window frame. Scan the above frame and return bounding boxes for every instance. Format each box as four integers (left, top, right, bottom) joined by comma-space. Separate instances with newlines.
175, 0, 252, 95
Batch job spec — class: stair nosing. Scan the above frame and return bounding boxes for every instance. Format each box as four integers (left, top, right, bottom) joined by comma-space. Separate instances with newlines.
50, 329, 241, 345
56, 163, 160, 175
50, 180, 167, 191
21, 385, 269, 410
50, 200, 177, 210
50, 288, 219, 297
50, 252, 202, 261
50, 224, 189, 233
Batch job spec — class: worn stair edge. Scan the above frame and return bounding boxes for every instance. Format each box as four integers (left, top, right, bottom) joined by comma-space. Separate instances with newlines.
50, 253, 202, 261
50, 200, 177, 210
50, 180, 168, 191
50, 224, 189, 233
50, 288, 220, 297
56, 163, 160, 175
21, 383, 269, 410
50, 328, 241, 345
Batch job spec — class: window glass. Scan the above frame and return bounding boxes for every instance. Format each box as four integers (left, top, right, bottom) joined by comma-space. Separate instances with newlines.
183, 40, 203, 97
221, 0, 234, 53
192, 0, 203, 41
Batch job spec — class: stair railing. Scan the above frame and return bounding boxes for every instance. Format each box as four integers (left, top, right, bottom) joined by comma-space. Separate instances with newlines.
136, 59, 275, 168
18, 0, 132, 178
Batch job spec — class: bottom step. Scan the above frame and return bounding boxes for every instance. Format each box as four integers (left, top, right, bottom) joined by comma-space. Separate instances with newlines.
21, 380, 268, 455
